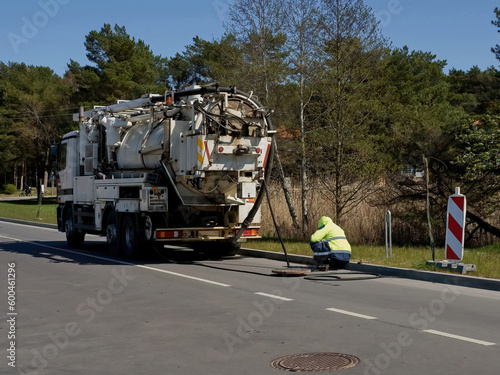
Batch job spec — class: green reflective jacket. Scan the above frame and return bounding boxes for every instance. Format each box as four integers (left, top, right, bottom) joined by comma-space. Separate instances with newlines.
310, 216, 351, 253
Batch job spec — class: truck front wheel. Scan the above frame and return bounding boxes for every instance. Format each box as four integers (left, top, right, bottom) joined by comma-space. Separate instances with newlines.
64, 213, 85, 249
121, 215, 139, 258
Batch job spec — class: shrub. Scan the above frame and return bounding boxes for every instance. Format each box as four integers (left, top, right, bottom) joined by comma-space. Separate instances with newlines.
1, 184, 18, 195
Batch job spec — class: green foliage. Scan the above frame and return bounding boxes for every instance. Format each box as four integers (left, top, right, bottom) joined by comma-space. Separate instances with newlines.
0, 184, 17, 195
0, 62, 72, 188
491, 7, 500, 62
451, 115, 500, 215
448, 66, 500, 115
378, 47, 466, 242
453, 116, 500, 179
67, 23, 163, 102
162, 35, 245, 89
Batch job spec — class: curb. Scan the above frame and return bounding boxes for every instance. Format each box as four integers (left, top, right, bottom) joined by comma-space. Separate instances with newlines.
0, 217, 58, 230
239, 248, 500, 292
2, 217, 499, 292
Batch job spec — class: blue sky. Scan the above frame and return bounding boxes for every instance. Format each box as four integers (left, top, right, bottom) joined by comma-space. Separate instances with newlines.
0, 0, 498, 77
365, 0, 499, 71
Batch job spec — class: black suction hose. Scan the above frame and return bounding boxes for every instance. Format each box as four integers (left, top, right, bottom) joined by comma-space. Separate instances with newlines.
262, 179, 291, 268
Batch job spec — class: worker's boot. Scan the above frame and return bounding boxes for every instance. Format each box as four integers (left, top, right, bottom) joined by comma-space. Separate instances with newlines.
317, 264, 329, 272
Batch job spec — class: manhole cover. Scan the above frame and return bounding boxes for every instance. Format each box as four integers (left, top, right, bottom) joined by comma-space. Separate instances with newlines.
270, 352, 360, 372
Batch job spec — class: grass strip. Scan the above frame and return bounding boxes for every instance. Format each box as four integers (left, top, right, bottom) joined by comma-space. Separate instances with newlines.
0, 198, 58, 225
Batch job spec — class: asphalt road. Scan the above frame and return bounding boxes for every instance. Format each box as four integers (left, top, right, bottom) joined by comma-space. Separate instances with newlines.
0, 220, 499, 375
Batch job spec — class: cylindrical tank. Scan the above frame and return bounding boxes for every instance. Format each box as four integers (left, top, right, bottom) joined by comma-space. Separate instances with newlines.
115, 121, 165, 169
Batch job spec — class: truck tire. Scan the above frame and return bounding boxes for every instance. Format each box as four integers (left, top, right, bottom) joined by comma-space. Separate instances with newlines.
216, 240, 241, 257
121, 215, 139, 258
142, 214, 167, 253
106, 211, 120, 255
64, 213, 85, 249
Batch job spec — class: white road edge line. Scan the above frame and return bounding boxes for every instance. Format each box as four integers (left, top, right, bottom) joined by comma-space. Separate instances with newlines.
0, 234, 231, 288
0, 220, 56, 231
326, 307, 377, 320
423, 329, 496, 346
254, 292, 293, 302
0, 220, 101, 238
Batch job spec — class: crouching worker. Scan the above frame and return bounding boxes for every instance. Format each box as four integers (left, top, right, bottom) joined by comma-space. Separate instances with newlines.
310, 216, 351, 270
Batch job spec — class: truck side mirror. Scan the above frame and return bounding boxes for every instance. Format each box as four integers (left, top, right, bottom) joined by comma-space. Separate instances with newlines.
50, 144, 59, 171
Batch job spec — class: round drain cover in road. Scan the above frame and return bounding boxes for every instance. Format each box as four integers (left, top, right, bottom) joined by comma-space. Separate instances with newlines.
270, 352, 360, 372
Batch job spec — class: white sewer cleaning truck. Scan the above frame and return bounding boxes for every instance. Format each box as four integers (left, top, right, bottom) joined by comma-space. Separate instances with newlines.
52, 86, 275, 257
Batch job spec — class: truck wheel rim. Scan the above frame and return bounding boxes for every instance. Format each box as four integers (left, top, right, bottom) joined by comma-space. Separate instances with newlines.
65, 219, 73, 235
107, 224, 117, 244
144, 216, 153, 241
124, 220, 135, 249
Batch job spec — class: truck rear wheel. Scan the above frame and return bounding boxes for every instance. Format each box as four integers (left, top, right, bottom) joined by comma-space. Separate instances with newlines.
106, 211, 120, 255
64, 213, 85, 248
217, 240, 241, 257
121, 215, 139, 258
142, 214, 167, 253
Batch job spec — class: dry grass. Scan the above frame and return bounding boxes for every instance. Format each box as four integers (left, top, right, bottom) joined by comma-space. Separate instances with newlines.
261, 180, 387, 243
261, 179, 500, 247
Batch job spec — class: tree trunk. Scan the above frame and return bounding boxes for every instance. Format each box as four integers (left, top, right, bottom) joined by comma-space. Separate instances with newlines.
467, 211, 500, 239
300, 74, 309, 233
14, 165, 18, 189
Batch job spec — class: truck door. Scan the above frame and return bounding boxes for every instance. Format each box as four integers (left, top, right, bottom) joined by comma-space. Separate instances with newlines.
57, 134, 78, 204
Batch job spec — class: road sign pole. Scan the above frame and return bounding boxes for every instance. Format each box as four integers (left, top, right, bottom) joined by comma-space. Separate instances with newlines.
385, 210, 392, 258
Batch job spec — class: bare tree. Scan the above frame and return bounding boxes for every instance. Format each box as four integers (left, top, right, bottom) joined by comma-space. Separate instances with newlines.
226, 0, 288, 104
227, 0, 301, 230
308, 0, 388, 224
284, 0, 322, 232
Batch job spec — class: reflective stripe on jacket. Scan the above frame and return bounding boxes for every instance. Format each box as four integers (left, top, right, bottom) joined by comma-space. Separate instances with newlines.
310, 216, 351, 255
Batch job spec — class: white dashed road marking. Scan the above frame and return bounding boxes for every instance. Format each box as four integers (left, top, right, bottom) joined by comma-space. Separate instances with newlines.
254, 292, 294, 301
326, 307, 377, 320
423, 329, 496, 346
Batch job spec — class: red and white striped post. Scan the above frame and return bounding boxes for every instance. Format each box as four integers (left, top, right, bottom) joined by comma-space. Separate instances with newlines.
445, 187, 466, 262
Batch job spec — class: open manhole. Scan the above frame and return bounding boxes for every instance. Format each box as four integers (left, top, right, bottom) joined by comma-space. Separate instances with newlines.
270, 352, 360, 372
271, 267, 313, 276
